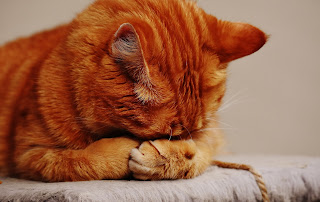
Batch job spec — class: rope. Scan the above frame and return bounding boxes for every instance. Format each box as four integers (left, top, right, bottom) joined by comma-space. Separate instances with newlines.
212, 160, 270, 202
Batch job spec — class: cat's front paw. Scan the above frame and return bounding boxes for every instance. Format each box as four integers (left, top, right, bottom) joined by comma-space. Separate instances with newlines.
129, 139, 201, 180
85, 137, 140, 179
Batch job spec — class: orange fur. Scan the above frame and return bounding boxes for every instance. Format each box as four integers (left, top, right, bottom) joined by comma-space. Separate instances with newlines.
0, 0, 266, 181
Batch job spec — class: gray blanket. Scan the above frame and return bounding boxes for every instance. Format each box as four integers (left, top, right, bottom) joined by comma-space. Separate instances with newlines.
1, 155, 320, 201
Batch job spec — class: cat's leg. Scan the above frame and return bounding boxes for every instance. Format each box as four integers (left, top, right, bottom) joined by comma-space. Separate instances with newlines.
15, 137, 139, 182
129, 132, 221, 180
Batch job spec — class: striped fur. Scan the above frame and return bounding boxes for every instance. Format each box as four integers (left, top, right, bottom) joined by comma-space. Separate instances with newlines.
0, 0, 266, 181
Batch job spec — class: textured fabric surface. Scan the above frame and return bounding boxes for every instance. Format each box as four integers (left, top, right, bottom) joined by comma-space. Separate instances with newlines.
1, 155, 320, 202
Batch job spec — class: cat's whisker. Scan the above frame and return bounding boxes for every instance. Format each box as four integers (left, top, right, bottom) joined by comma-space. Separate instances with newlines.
207, 118, 233, 128
219, 88, 248, 111
220, 97, 243, 112
199, 127, 237, 132
223, 88, 248, 106
168, 128, 173, 141
219, 97, 249, 112
179, 124, 192, 140
218, 95, 250, 112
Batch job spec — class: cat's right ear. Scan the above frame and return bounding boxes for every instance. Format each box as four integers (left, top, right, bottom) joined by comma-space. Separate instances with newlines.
205, 15, 267, 63
111, 23, 158, 104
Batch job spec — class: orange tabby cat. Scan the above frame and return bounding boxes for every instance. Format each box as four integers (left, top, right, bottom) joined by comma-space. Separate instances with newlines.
0, 0, 266, 182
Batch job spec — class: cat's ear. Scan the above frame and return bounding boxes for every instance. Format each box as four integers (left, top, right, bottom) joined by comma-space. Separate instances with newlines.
111, 23, 158, 104
214, 20, 267, 63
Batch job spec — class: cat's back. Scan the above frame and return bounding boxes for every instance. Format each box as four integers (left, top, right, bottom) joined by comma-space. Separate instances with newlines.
0, 25, 69, 175
0, 25, 69, 85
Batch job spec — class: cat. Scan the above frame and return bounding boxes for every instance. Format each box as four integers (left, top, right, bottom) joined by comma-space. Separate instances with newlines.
0, 0, 266, 182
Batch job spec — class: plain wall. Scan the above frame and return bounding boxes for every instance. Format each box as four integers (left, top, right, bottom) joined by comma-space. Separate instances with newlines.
1, 0, 319, 156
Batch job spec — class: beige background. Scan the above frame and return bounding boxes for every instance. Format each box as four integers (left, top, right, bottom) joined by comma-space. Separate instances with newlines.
0, 0, 319, 156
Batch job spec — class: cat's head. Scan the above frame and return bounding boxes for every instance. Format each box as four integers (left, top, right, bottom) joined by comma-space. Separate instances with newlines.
65, 0, 266, 140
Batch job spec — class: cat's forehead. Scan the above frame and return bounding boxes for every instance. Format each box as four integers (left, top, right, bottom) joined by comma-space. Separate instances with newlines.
137, 1, 212, 73
146, 0, 210, 53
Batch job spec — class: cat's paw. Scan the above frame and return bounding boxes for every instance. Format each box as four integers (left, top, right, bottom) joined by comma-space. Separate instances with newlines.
129, 139, 200, 180
85, 137, 140, 179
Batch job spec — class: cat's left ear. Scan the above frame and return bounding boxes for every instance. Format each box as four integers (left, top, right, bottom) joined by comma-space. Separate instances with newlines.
212, 19, 267, 63
111, 23, 158, 104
